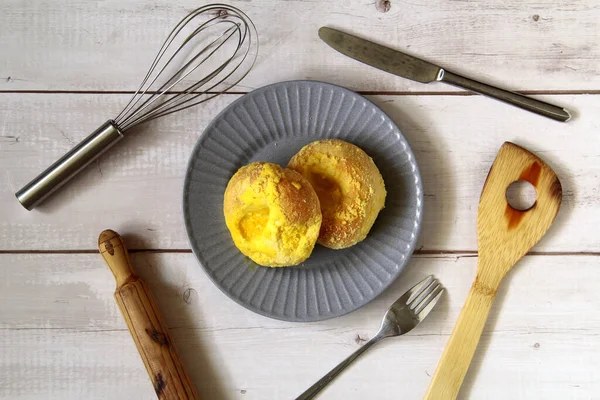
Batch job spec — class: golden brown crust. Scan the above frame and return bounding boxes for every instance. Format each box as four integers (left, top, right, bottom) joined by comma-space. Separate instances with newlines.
223, 162, 322, 267
287, 139, 386, 249
277, 170, 321, 226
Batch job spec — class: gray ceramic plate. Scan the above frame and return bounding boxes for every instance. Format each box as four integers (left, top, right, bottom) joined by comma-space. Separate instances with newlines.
183, 80, 422, 322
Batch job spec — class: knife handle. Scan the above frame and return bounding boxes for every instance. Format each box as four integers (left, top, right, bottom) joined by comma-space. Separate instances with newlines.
438, 70, 571, 122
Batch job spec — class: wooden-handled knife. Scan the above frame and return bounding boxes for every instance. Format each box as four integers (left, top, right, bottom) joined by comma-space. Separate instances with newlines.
318, 27, 571, 122
99, 229, 200, 400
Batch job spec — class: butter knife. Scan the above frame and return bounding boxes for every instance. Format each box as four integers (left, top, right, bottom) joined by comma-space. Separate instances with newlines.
319, 27, 571, 122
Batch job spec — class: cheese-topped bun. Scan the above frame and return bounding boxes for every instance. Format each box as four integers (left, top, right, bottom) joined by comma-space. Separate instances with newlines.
287, 139, 386, 249
223, 162, 322, 267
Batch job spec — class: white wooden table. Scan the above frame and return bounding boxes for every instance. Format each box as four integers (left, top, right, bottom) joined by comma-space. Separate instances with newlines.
1, 1, 599, 399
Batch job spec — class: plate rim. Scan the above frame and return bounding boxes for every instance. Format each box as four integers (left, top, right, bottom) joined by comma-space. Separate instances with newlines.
182, 79, 424, 322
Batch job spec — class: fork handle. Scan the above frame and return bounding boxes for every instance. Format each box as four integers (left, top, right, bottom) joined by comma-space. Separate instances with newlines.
295, 334, 384, 400
424, 278, 496, 399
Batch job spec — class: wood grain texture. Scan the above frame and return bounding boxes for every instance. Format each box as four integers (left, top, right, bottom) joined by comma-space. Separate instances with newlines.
425, 143, 562, 399
99, 230, 199, 399
0, 0, 599, 92
0, 93, 597, 251
1, 3, 598, 398
0, 252, 598, 399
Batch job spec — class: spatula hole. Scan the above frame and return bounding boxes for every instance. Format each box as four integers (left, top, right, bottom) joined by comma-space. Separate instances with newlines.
506, 180, 537, 211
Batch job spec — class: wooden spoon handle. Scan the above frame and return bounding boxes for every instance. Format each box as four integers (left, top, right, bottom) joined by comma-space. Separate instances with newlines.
98, 230, 200, 400
423, 278, 496, 400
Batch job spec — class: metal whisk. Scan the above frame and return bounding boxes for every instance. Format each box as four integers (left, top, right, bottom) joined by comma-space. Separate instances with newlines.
16, 4, 258, 210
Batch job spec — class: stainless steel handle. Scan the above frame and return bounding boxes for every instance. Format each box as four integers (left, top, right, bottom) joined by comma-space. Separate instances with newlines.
15, 120, 123, 210
438, 69, 571, 122
295, 335, 384, 400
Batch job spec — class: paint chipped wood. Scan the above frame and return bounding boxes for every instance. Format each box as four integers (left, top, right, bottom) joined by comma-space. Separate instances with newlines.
0, 253, 598, 399
0, 94, 598, 252
0, 0, 599, 92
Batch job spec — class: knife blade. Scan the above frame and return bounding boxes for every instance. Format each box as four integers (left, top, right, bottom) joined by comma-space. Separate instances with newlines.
318, 27, 571, 122
319, 26, 441, 84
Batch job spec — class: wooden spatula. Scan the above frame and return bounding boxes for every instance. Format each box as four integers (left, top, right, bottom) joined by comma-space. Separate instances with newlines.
424, 142, 562, 399
99, 229, 200, 400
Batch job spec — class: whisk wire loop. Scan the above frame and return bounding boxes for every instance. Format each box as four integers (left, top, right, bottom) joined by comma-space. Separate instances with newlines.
16, 3, 257, 210
115, 4, 257, 131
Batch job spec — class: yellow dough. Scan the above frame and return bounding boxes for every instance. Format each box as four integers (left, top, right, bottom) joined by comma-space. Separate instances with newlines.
223, 162, 322, 267
287, 139, 386, 249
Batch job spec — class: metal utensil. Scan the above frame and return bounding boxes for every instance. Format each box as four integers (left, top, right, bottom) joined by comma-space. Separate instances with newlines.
318, 27, 571, 123
15, 4, 258, 210
295, 275, 445, 400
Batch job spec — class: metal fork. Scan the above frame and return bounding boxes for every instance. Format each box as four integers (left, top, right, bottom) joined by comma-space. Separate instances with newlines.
295, 275, 445, 400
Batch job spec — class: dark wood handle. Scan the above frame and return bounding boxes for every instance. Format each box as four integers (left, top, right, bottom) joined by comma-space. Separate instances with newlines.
99, 230, 200, 400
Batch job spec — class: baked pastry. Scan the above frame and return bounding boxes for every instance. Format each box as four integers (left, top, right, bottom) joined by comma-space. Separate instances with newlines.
287, 139, 386, 249
223, 162, 322, 267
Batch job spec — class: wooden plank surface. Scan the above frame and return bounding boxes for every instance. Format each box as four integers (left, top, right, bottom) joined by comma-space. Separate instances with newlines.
1, 253, 598, 399
1, 93, 597, 251
1, 0, 599, 92
2, 0, 599, 399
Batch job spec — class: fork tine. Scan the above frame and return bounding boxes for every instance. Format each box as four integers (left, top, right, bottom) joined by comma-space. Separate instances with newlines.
415, 285, 444, 318
395, 275, 434, 306
408, 278, 438, 309
413, 282, 441, 312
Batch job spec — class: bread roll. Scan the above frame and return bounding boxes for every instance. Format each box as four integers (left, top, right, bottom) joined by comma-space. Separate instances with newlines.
288, 139, 386, 249
223, 162, 322, 266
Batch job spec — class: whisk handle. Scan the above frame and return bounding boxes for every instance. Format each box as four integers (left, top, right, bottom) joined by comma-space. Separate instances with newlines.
15, 120, 123, 210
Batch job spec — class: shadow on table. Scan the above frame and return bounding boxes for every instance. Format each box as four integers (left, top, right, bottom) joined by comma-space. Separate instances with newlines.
372, 95, 456, 253
123, 232, 229, 400
162, 281, 230, 400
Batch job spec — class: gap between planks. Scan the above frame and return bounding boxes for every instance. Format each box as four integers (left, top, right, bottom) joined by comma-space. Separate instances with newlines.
0, 249, 598, 256
2, 326, 598, 336
0, 90, 599, 96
